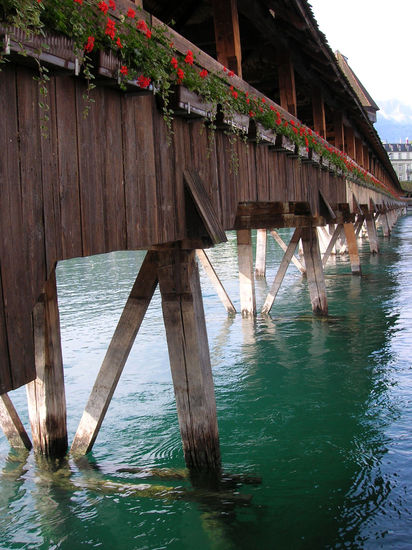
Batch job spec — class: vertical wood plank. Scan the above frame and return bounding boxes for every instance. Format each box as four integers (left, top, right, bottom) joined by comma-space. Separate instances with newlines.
71, 252, 158, 455
26, 268, 68, 457
343, 223, 362, 274
211, 0, 242, 75
158, 248, 221, 471
365, 215, 379, 254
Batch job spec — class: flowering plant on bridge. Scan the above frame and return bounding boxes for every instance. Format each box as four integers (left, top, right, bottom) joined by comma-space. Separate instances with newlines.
0, 0, 394, 195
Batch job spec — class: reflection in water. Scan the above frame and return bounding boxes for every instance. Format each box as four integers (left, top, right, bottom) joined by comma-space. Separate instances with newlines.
1, 218, 412, 548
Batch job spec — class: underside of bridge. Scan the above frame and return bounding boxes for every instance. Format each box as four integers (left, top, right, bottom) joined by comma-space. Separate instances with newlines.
0, 0, 405, 469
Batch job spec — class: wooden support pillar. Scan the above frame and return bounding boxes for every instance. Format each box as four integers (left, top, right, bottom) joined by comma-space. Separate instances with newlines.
344, 125, 356, 158
322, 224, 344, 267
0, 393, 32, 450
212, 0, 242, 76
312, 89, 326, 138
196, 249, 236, 314
71, 252, 159, 455
301, 226, 328, 315
26, 268, 67, 457
317, 227, 329, 254
333, 111, 345, 151
255, 229, 267, 278
237, 229, 256, 317
157, 248, 221, 471
278, 49, 297, 117
262, 228, 302, 315
343, 223, 361, 274
381, 212, 391, 237
365, 215, 379, 254
270, 230, 306, 274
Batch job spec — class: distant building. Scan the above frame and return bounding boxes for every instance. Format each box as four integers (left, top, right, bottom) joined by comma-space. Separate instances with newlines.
383, 142, 412, 182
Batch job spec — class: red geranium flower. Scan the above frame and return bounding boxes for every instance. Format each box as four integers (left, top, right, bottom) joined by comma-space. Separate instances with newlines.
74, 0, 83, 4
84, 36, 95, 53
116, 37, 123, 48
177, 68, 184, 82
98, 1, 108, 14
228, 70, 234, 77
137, 75, 151, 88
127, 8, 135, 18
200, 69, 208, 79
171, 57, 178, 69
120, 65, 128, 76
105, 18, 116, 39
185, 50, 194, 65
137, 19, 148, 31
146, 29, 152, 39
109, 0, 116, 10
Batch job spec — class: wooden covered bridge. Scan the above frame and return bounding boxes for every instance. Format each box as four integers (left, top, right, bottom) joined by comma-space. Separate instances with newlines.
0, 0, 405, 471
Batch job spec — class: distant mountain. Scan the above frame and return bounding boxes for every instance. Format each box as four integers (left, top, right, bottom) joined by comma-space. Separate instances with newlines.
375, 99, 412, 143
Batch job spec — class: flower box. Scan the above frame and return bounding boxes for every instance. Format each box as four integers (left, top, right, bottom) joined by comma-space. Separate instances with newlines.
311, 150, 321, 166
97, 51, 153, 93
298, 145, 310, 161
273, 134, 297, 155
215, 106, 249, 133
169, 86, 216, 119
320, 156, 330, 171
248, 120, 277, 145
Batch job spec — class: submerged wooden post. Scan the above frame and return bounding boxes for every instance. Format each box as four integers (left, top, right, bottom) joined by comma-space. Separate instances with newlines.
262, 228, 302, 314
301, 226, 328, 315
365, 214, 379, 254
255, 229, 267, 278
26, 268, 68, 457
0, 393, 32, 450
343, 223, 361, 274
237, 229, 256, 317
157, 248, 221, 471
196, 249, 236, 314
71, 252, 158, 455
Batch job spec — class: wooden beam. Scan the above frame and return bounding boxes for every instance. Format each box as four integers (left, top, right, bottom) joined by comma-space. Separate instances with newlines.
333, 111, 345, 151
237, 230, 256, 317
212, 0, 242, 76
365, 215, 379, 254
322, 224, 344, 267
262, 228, 303, 315
343, 223, 361, 274
344, 125, 356, 158
157, 248, 221, 471
71, 252, 158, 455
301, 226, 328, 315
270, 230, 306, 274
255, 229, 267, 278
0, 393, 32, 450
278, 48, 297, 118
312, 88, 326, 138
355, 137, 364, 167
26, 268, 67, 457
196, 249, 236, 314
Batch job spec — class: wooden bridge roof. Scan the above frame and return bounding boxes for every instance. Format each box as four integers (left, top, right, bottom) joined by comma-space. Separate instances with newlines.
144, 0, 399, 190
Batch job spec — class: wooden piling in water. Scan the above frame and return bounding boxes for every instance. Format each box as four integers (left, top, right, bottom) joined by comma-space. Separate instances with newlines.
344, 223, 362, 274
26, 268, 68, 457
255, 229, 267, 278
237, 230, 256, 317
157, 247, 221, 471
301, 226, 328, 315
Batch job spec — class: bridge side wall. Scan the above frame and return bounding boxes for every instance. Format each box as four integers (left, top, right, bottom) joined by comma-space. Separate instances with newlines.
1, 64, 376, 391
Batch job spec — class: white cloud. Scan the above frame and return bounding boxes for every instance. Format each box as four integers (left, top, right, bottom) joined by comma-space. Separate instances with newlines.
378, 101, 412, 124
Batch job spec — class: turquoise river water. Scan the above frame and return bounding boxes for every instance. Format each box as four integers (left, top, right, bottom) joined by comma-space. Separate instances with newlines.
1, 215, 412, 549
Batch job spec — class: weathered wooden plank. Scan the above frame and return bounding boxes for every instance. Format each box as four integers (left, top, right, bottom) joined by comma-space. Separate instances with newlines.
183, 169, 227, 245
55, 76, 82, 259
174, 118, 192, 240
211, 0, 242, 75
122, 94, 158, 248
365, 215, 379, 254
262, 227, 303, 314
322, 224, 344, 267
196, 249, 236, 314
0, 268, 12, 394
0, 393, 32, 450
71, 252, 159, 455
26, 268, 67, 457
157, 248, 221, 471
237, 229, 256, 317
301, 226, 328, 315
0, 64, 35, 391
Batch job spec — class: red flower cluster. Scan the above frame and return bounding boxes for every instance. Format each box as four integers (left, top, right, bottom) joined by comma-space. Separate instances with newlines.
105, 18, 116, 40
185, 50, 194, 65
109, 0, 116, 10
73, 0, 83, 5
171, 57, 178, 69
137, 19, 151, 38
137, 75, 151, 88
228, 70, 234, 77
177, 68, 184, 83
84, 36, 95, 53
200, 69, 208, 79
120, 65, 128, 76
127, 8, 135, 18
116, 37, 123, 48
98, 1, 108, 15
